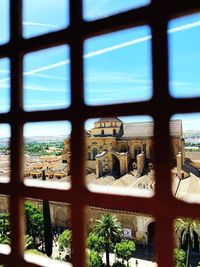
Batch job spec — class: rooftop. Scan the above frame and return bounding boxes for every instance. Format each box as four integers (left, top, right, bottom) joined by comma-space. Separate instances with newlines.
118, 120, 182, 138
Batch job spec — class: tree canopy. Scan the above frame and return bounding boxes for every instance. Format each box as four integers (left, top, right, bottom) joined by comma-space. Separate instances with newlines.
0, 213, 10, 244
174, 248, 186, 267
0, 202, 44, 249
88, 250, 102, 267
25, 201, 44, 248
58, 229, 72, 257
93, 213, 123, 267
87, 232, 106, 255
115, 240, 135, 266
174, 218, 200, 267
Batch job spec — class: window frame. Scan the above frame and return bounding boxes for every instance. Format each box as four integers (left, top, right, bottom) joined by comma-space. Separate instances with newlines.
0, 0, 199, 266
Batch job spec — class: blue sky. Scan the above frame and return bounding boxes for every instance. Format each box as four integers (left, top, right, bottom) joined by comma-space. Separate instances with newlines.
0, 1, 200, 137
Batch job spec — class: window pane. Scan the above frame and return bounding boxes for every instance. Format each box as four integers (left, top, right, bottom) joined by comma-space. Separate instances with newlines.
0, 124, 10, 183
24, 45, 70, 111
24, 121, 71, 186
84, 27, 152, 105
23, 0, 69, 38
169, 14, 200, 98
84, 0, 150, 21
0, 0, 9, 44
23, 199, 72, 265
171, 113, 200, 204
84, 116, 155, 197
0, 58, 10, 113
174, 217, 200, 266
0, 195, 10, 248
87, 208, 157, 266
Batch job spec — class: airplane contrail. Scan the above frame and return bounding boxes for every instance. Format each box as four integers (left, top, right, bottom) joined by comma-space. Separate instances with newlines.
84, 35, 151, 58
23, 21, 59, 29
24, 60, 70, 75
0, 20, 200, 84
168, 20, 200, 33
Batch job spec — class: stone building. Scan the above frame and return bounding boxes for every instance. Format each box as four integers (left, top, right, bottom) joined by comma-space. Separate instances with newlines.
1, 118, 192, 250
62, 117, 184, 178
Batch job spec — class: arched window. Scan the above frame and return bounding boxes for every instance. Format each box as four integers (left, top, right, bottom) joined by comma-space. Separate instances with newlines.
101, 130, 104, 135
113, 129, 116, 136
134, 146, 142, 157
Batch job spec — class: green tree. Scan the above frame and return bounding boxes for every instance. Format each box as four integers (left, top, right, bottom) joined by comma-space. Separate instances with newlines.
88, 250, 102, 267
58, 229, 72, 259
25, 201, 44, 248
174, 218, 200, 267
42, 170, 53, 257
196, 262, 200, 267
115, 240, 135, 266
174, 248, 186, 267
0, 213, 10, 244
93, 213, 123, 267
87, 232, 106, 255
0, 204, 45, 250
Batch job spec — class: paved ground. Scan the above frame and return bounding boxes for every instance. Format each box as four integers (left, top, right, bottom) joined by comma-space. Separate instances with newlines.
52, 242, 157, 266
102, 252, 157, 267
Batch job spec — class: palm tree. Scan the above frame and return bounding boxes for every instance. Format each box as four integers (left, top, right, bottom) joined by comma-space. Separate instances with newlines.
93, 213, 123, 266
174, 218, 200, 267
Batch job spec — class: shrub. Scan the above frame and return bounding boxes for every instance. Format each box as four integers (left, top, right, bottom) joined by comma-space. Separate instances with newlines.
112, 261, 126, 267
88, 250, 102, 267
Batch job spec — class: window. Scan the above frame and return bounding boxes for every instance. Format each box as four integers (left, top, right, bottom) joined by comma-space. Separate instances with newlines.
0, 1, 199, 267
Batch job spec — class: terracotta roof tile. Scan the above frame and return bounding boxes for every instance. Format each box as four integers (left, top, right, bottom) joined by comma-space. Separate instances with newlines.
119, 120, 182, 138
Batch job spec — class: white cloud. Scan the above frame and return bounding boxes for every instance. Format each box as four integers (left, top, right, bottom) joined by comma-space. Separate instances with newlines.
86, 71, 151, 85
0, 78, 10, 84
31, 73, 67, 81
0, 83, 66, 93
170, 81, 200, 89
25, 101, 66, 108
0, 70, 10, 74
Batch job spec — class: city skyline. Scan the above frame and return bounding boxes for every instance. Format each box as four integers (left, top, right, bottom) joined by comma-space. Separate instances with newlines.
0, 114, 200, 138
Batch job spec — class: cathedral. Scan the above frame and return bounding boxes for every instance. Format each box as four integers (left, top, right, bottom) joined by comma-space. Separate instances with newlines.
62, 117, 184, 178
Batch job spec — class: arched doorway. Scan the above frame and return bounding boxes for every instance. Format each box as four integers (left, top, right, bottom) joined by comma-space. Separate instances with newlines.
93, 147, 98, 159
55, 208, 67, 228
147, 222, 155, 247
111, 154, 120, 178
134, 146, 142, 158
